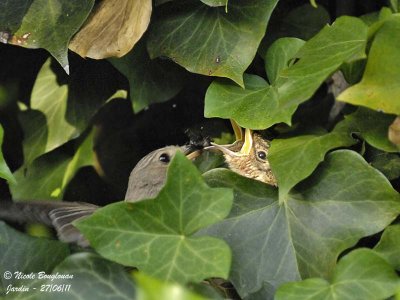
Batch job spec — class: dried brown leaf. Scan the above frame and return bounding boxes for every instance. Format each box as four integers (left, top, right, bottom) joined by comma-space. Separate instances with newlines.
69, 0, 151, 59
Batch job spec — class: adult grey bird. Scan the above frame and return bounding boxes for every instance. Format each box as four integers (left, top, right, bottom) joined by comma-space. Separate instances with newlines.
0, 145, 202, 247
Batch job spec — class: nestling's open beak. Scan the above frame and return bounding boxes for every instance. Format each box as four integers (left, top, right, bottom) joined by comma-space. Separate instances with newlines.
204, 120, 254, 157
238, 127, 253, 155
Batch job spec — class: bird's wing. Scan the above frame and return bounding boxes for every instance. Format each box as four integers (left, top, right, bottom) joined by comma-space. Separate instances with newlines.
49, 203, 98, 247
0, 201, 98, 247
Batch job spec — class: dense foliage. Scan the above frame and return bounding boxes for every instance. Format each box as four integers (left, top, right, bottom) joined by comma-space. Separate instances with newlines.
0, 0, 400, 299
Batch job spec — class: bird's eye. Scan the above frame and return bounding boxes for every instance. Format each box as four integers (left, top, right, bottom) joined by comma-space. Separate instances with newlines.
159, 153, 170, 163
257, 151, 267, 160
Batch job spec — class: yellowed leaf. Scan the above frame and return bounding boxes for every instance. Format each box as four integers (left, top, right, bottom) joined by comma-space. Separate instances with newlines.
69, 0, 151, 59
389, 116, 400, 147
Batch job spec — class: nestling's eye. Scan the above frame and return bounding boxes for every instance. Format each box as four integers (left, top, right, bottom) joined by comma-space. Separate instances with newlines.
159, 153, 170, 163
257, 151, 267, 160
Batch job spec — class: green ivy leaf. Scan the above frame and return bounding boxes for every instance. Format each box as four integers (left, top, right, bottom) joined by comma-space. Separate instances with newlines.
61, 131, 94, 190
340, 59, 366, 85
28, 59, 78, 160
285, 4, 329, 40
205, 17, 368, 129
11, 132, 95, 199
194, 151, 225, 174
268, 125, 356, 201
13, 253, 136, 300
0, 222, 70, 296
135, 272, 208, 300
0, 125, 15, 184
264, 37, 305, 83
19, 59, 123, 165
11, 151, 71, 200
205, 74, 278, 129
147, 0, 279, 86
370, 151, 400, 180
268, 107, 397, 201
374, 225, 400, 270
344, 107, 397, 153
275, 249, 400, 300
18, 109, 48, 166
44, 254, 135, 300
0, 0, 94, 73
338, 17, 400, 115
259, 3, 330, 56
202, 150, 400, 299
390, 0, 399, 12
362, 7, 393, 38
109, 39, 185, 113
76, 152, 233, 283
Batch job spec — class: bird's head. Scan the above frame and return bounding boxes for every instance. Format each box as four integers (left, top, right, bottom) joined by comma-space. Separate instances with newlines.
134, 145, 202, 173
125, 144, 204, 202
207, 127, 277, 186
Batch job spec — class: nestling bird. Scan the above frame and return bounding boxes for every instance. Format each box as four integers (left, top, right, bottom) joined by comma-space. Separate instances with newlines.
207, 124, 277, 186
0, 144, 203, 246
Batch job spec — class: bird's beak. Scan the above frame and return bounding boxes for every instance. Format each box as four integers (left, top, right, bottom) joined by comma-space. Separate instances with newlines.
206, 143, 239, 157
238, 128, 253, 155
205, 121, 254, 157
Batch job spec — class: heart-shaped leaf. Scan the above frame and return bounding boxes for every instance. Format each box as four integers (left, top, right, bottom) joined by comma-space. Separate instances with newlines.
147, 0, 279, 86
275, 249, 400, 300
202, 150, 400, 299
0, 0, 94, 73
205, 17, 368, 129
76, 152, 233, 283
338, 17, 400, 115
205, 74, 278, 129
